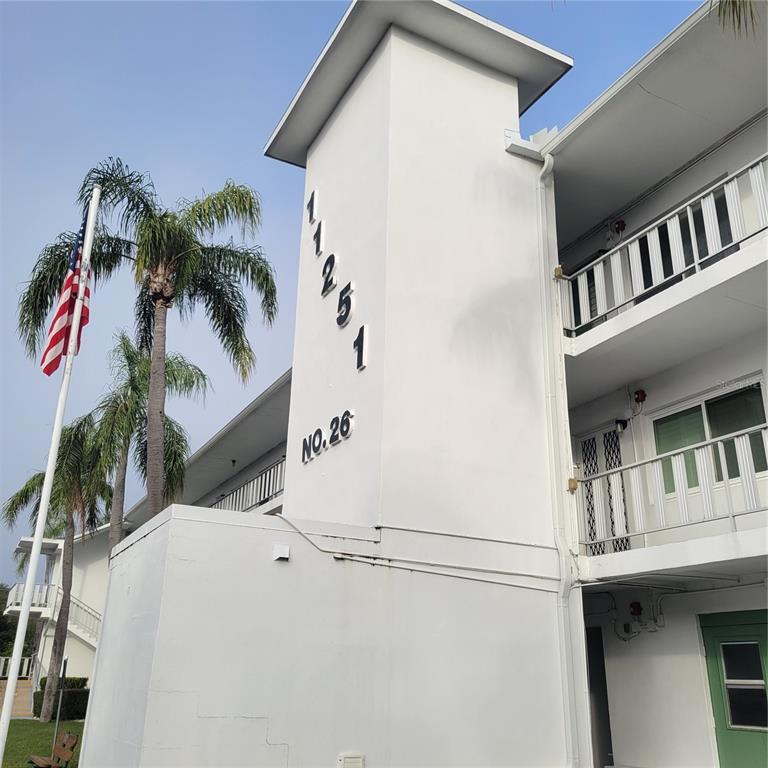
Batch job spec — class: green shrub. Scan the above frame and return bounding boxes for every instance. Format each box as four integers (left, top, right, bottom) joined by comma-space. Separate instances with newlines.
38, 676, 87, 691
33, 688, 89, 720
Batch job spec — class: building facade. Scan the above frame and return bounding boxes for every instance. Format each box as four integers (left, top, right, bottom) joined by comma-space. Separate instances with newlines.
24, 1, 768, 766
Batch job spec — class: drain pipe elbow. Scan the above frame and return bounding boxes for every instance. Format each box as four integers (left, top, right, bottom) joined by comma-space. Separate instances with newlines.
539, 152, 555, 185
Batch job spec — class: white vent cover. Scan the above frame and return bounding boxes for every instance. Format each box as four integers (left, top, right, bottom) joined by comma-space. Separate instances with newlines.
337, 754, 364, 768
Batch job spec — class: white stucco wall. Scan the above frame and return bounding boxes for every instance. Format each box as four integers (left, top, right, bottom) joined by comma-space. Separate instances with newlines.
70, 529, 110, 614
81, 507, 570, 768
585, 583, 767, 768
285, 28, 557, 546
561, 113, 767, 270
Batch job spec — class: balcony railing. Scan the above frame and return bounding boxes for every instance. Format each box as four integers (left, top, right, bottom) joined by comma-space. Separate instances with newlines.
0, 657, 33, 679
561, 155, 768, 335
577, 424, 768, 555
210, 457, 285, 513
5, 584, 102, 638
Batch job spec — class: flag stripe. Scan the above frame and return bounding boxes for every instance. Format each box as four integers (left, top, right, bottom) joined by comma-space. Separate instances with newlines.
40, 216, 91, 377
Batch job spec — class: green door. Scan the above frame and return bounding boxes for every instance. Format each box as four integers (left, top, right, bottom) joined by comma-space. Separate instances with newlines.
701, 611, 768, 768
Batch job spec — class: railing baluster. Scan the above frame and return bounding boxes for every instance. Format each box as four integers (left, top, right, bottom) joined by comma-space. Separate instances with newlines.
647, 227, 664, 285
609, 250, 625, 308
687, 204, 701, 267
724, 179, 746, 241
670, 453, 689, 523
666, 215, 686, 274
593, 261, 607, 316
593, 477, 607, 544
629, 466, 645, 534
560, 279, 574, 330
577, 272, 590, 325
651, 462, 666, 528
628, 240, 643, 297
701, 193, 722, 256
694, 447, 715, 519
749, 161, 768, 227
716, 441, 736, 527
609, 472, 627, 536
734, 434, 760, 511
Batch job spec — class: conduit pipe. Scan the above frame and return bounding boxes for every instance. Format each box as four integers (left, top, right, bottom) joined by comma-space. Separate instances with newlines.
275, 514, 560, 593
536, 151, 583, 768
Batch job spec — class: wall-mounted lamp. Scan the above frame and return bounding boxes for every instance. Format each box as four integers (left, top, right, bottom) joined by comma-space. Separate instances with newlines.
615, 419, 628, 434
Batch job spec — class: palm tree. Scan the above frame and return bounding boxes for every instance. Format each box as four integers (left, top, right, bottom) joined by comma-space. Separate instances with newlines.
2, 416, 110, 722
713, 0, 760, 36
95, 332, 208, 552
18, 157, 277, 518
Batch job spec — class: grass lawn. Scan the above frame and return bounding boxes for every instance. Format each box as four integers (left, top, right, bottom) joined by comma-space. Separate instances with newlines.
2, 719, 84, 768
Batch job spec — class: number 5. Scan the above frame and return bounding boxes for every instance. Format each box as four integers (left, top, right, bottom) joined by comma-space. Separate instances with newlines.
337, 282, 354, 327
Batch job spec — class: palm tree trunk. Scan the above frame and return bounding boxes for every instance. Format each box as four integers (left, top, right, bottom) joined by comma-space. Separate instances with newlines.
146, 298, 168, 517
109, 444, 129, 553
39, 511, 74, 722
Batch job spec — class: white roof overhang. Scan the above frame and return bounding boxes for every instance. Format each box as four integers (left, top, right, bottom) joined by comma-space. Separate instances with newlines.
544, 3, 768, 250
265, 0, 572, 167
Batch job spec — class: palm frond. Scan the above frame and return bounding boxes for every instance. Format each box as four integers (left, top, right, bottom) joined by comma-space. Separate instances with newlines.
181, 266, 256, 381
133, 414, 190, 503
18, 230, 134, 358
713, 0, 759, 35
178, 181, 262, 240
163, 354, 209, 400
79, 157, 158, 236
200, 243, 277, 325
2, 473, 45, 528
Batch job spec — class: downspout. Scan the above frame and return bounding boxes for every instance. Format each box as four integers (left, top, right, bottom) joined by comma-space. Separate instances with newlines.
537, 151, 582, 768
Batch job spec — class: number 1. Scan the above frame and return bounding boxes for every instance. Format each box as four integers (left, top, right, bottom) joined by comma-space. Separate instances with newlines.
353, 325, 367, 370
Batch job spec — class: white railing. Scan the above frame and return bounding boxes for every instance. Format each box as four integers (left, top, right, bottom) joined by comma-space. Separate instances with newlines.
52, 590, 102, 638
211, 457, 286, 513
0, 656, 33, 679
5, 583, 101, 638
5, 583, 54, 612
578, 424, 768, 555
561, 155, 768, 334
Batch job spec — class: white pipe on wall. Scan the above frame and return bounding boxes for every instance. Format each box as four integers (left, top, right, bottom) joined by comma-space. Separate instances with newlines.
536, 151, 590, 768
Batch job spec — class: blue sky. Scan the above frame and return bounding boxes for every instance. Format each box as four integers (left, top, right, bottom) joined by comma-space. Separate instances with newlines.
0, 0, 701, 584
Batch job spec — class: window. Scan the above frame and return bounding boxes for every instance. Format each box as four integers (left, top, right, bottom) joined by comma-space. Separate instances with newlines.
653, 383, 766, 494
706, 387, 768, 481
722, 642, 768, 728
654, 405, 706, 492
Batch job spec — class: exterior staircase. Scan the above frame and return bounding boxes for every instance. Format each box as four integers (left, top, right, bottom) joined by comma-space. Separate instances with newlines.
0, 677, 34, 718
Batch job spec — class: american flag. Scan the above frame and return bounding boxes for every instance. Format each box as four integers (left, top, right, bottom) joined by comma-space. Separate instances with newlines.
40, 215, 91, 376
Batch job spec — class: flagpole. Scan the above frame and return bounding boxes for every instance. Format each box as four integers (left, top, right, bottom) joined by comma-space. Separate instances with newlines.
0, 185, 101, 758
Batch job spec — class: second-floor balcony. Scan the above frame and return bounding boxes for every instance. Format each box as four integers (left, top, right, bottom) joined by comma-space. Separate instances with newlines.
560, 154, 767, 341
4, 584, 102, 641
210, 456, 285, 514
577, 423, 767, 557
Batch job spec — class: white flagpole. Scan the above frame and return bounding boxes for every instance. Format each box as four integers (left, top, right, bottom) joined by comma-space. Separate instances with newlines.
0, 185, 101, 758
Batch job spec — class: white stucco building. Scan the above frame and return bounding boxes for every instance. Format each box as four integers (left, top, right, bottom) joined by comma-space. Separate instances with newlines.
9, 1, 767, 765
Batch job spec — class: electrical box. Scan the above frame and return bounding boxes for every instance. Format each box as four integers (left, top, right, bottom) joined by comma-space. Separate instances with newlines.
337, 754, 364, 768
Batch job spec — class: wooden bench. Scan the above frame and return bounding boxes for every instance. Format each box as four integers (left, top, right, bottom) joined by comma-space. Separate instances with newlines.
28, 732, 79, 768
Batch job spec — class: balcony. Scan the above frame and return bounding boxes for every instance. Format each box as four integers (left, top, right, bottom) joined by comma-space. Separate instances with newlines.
577, 424, 767, 559
4, 584, 102, 642
560, 154, 767, 338
210, 457, 285, 513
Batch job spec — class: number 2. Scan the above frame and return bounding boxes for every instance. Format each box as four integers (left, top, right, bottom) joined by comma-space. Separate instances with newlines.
321, 254, 337, 296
